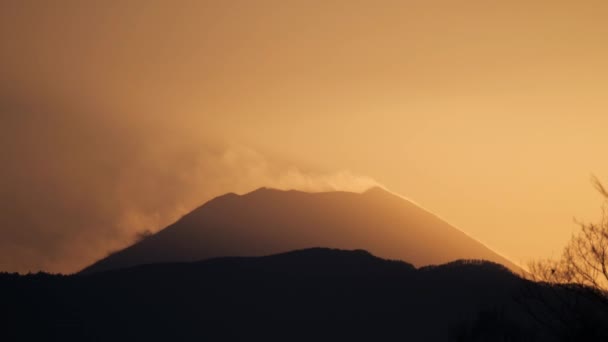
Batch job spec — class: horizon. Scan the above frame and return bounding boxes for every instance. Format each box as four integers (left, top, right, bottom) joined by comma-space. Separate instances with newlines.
4, 3, 608, 341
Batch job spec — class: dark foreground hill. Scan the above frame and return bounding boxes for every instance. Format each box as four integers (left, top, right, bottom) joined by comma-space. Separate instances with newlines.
82, 187, 520, 274
2, 248, 606, 341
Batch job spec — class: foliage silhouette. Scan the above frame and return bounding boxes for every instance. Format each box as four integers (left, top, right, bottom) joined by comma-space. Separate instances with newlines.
2, 248, 606, 341
524, 176, 608, 340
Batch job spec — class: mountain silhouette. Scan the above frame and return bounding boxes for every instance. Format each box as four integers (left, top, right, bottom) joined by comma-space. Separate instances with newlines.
3, 248, 606, 341
82, 187, 520, 274
0, 248, 530, 341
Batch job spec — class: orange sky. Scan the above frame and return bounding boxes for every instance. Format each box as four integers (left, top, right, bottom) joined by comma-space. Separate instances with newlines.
2, 1, 608, 273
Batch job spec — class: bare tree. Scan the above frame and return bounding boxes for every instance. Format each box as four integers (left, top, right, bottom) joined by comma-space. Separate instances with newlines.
528, 176, 608, 297
520, 176, 608, 340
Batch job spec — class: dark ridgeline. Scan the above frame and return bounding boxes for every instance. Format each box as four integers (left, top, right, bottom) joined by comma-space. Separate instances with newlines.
3, 188, 607, 341
81, 187, 521, 274
2, 248, 607, 341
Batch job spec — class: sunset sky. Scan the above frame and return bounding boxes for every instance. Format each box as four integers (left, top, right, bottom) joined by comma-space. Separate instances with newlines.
2, 1, 608, 273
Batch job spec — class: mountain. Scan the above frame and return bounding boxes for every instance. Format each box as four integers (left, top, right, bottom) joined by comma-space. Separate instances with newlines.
3, 248, 606, 341
0, 248, 533, 342
82, 187, 520, 274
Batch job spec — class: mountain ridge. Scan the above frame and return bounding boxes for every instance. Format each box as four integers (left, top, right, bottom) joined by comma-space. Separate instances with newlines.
81, 187, 521, 274
3, 247, 567, 342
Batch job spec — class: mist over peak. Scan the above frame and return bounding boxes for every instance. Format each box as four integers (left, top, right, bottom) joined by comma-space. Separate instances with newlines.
0, 97, 378, 273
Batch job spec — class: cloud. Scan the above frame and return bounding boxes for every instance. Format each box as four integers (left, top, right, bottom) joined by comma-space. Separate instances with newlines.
0, 94, 377, 274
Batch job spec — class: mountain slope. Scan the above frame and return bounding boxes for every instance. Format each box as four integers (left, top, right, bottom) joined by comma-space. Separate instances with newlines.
2, 248, 535, 342
82, 187, 520, 273
4, 248, 607, 341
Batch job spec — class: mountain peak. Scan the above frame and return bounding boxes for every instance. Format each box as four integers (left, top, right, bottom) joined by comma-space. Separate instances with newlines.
81, 186, 521, 274
250, 186, 272, 193
362, 185, 394, 196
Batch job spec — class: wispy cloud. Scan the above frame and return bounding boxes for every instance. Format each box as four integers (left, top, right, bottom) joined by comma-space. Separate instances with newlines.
0, 95, 376, 274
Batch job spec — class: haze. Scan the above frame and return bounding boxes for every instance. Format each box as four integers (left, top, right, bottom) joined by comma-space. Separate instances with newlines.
2, 1, 608, 273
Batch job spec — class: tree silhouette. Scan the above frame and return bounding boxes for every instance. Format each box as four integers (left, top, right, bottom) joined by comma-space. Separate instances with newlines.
523, 176, 608, 340
529, 176, 608, 296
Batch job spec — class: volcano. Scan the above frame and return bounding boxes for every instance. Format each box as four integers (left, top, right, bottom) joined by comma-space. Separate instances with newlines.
82, 187, 520, 274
